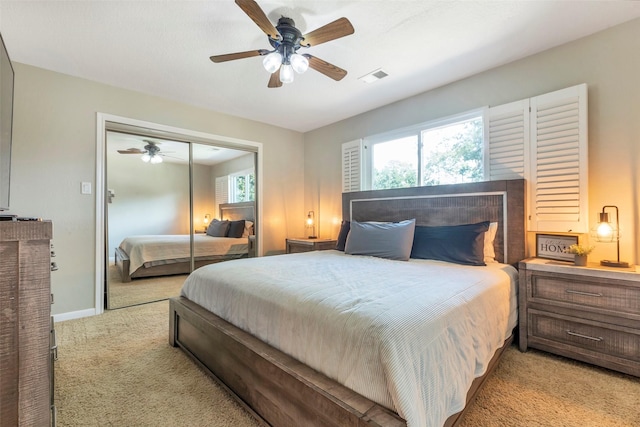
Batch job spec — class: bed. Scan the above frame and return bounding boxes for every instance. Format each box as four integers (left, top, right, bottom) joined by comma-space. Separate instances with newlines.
169, 179, 526, 427
115, 202, 254, 282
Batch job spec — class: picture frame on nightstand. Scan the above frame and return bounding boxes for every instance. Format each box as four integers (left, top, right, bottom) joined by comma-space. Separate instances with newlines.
535, 233, 578, 262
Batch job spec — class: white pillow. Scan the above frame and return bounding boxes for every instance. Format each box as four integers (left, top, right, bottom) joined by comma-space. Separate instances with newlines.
484, 222, 498, 263
242, 220, 254, 238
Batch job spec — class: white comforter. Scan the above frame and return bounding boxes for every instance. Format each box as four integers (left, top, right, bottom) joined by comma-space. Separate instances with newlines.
180, 250, 518, 427
119, 234, 248, 273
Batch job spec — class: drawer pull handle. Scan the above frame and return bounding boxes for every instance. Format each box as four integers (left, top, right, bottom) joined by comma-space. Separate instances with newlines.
565, 289, 603, 297
51, 329, 58, 361
566, 330, 603, 342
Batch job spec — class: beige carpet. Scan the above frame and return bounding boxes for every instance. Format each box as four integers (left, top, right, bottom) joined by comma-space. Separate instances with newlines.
55, 301, 640, 427
107, 264, 187, 309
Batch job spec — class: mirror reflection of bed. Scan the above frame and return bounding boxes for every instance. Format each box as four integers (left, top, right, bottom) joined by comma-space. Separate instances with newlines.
105, 130, 257, 310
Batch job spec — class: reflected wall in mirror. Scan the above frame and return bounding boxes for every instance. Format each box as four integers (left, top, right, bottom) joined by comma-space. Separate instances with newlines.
106, 132, 257, 310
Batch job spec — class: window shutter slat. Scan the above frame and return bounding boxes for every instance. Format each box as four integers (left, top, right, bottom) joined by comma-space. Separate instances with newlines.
215, 176, 229, 216
530, 84, 588, 231
486, 100, 529, 181
342, 139, 362, 193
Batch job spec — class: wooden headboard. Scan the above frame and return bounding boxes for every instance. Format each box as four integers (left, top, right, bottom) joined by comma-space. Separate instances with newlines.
342, 179, 526, 265
219, 202, 255, 222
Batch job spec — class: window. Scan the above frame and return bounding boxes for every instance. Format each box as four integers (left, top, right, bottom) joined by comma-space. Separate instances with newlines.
372, 136, 418, 190
341, 84, 588, 233
229, 168, 255, 202
365, 110, 484, 190
421, 116, 483, 185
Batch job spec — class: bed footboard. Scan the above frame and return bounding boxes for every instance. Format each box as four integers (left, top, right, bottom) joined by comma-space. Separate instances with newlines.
169, 296, 405, 427
114, 247, 131, 282
169, 296, 513, 427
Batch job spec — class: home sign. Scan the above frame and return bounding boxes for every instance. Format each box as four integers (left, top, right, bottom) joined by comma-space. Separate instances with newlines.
535, 234, 579, 262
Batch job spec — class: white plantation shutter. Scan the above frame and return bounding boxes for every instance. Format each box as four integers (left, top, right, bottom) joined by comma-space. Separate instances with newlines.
487, 100, 530, 181
530, 84, 588, 232
215, 175, 229, 216
342, 139, 363, 193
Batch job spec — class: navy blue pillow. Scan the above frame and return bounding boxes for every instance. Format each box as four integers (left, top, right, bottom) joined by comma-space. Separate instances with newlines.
335, 220, 350, 251
227, 220, 246, 238
411, 221, 489, 266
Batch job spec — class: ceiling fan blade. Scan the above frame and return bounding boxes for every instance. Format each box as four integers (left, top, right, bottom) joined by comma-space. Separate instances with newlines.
268, 68, 282, 88
210, 49, 268, 63
117, 148, 145, 154
235, 0, 281, 40
306, 55, 347, 81
301, 17, 354, 47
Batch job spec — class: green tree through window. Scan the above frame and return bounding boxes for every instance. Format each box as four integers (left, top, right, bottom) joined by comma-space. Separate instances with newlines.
370, 114, 483, 190
421, 118, 483, 185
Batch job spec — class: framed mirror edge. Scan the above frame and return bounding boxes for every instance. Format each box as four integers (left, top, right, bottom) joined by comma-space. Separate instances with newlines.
95, 112, 263, 314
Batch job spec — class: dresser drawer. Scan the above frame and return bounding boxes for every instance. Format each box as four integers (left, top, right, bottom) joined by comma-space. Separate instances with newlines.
530, 273, 640, 315
528, 309, 640, 362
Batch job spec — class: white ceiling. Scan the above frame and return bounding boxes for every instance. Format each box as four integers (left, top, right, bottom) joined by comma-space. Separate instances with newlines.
2, 1, 640, 133
107, 131, 249, 165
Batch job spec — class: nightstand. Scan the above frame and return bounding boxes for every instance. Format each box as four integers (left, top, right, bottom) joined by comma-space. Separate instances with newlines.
286, 238, 337, 254
519, 258, 640, 377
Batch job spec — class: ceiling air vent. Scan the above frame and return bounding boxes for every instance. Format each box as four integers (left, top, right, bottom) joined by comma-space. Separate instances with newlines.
359, 68, 388, 83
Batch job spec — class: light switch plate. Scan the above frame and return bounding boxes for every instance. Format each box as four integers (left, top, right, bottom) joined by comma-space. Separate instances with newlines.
81, 182, 92, 195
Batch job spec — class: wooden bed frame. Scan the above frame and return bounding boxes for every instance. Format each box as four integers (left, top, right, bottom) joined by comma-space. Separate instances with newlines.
115, 202, 255, 282
169, 180, 526, 426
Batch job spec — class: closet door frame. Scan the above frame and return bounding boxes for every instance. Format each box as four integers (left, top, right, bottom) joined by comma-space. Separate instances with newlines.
95, 113, 263, 315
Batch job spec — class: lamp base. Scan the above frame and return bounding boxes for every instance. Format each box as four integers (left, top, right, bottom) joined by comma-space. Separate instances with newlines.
600, 260, 630, 268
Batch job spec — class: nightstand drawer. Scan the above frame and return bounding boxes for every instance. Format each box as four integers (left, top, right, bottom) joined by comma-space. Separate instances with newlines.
530, 273, 640, 315
529, 310, 640, 362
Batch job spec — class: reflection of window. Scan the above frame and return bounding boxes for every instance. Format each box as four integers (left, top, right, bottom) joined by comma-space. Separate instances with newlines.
229, 168, 255, 202
366, 110, 484, 190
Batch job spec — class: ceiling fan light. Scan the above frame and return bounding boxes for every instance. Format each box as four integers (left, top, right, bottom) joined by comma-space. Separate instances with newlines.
141, 153, 151, 163
263, 51, 282, 74
290, 53, 309, 74
280, 64, 294, 84
150, 155, 163, 164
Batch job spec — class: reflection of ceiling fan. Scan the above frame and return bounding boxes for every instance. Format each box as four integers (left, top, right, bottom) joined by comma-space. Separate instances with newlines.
210, 0, 354, 87
117, 140, 170, 164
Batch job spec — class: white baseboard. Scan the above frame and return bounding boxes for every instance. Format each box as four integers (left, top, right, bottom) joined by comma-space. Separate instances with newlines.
53, 308, 96, 323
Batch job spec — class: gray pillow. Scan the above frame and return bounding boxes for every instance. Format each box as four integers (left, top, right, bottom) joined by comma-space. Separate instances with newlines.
344, 219, 416, 261
206, 219, 230, 237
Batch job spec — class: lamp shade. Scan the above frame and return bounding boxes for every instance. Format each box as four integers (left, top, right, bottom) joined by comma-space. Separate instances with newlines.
591, 205, 628, 268
290, 53, 309, 74
280, 64, 294, 84
263, 51, 282, 74
306, 211, 317, 239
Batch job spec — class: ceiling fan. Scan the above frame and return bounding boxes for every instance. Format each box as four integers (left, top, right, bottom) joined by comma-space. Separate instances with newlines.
210, 0, 355, 87
117, 140, 170, 164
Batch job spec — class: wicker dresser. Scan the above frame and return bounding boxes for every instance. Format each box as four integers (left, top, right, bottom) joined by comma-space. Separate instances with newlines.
519, 258, 640, 377
0, 220, 53, 426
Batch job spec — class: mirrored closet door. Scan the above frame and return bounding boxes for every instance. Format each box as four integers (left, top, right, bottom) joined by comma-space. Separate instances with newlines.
105, 131, 257, 309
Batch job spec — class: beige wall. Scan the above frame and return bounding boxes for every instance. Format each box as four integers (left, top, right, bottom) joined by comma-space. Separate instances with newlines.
10, 63, 304, 316
304, 18, 640, 265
